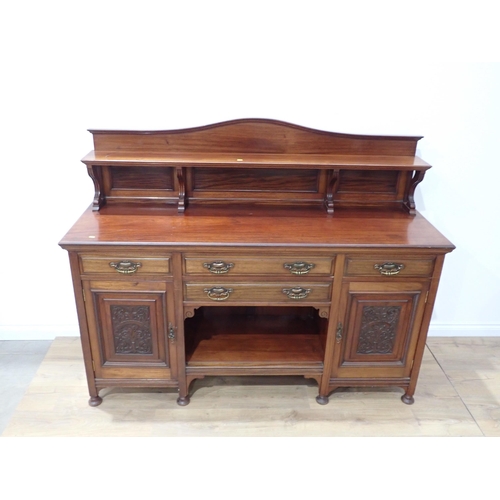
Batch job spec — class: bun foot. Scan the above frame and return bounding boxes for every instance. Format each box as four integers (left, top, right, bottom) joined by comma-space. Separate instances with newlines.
401, 394, 415, 405
177, 396, 190, 406
316, 395, 329, 405
89, 396, 103, 407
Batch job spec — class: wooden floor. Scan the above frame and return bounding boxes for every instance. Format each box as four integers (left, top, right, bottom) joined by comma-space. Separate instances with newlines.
2, 336, 500, 437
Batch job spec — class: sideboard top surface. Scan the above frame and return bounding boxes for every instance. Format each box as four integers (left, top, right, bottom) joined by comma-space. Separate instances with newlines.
59, 205, 454, 251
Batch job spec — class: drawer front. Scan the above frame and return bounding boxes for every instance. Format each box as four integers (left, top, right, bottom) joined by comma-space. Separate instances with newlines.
184, 282, 332, 303
80, 255, 171, 275
184, 255, 334, 277
345, 255, 435, 277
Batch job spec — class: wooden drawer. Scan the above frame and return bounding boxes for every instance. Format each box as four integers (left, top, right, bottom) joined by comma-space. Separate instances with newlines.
183, 255, 334, 276
80, 254, 171, 275
345, 255, 435, 277
184, 282, 331, 303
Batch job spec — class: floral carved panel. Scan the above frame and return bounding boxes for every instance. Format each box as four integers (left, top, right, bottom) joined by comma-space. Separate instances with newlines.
110, 305, 153, 355
357, 306, 401, 355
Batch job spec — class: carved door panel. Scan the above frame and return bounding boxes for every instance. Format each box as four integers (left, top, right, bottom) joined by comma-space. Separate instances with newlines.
332, 281, 429, 379
83, 280, 177, 380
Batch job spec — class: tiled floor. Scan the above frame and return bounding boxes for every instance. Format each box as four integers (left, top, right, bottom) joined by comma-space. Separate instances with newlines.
1, 337, 499, 436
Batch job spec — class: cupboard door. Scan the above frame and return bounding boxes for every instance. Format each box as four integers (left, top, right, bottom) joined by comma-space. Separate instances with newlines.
332, 281, 429, 379
83, 280, 177, 380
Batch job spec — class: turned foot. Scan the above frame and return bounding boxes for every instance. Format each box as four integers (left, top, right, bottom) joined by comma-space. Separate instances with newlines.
177, 396, 190, 406
316, 395, 329, 405
401, 394, 415, 405
89, 396, 103, 407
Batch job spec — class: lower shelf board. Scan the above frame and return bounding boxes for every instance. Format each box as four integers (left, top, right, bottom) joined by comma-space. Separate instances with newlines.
186, 333, 325, 365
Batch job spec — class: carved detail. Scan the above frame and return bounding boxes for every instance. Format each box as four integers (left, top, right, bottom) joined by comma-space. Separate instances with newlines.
316, 307, 329, 319
324, 169, 340, 214
404, 170, 426, 215
110, 305, 153, 354
357, 306, 401, 354
184, 306, 200, 319
177, 167, 186, 213
87, 165, 105, 211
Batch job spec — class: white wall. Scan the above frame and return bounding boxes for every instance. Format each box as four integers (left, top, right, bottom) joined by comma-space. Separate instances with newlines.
1, 2, 499, 339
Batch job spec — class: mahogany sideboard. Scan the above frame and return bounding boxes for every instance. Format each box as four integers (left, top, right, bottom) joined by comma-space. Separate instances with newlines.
59, 119, 455, 407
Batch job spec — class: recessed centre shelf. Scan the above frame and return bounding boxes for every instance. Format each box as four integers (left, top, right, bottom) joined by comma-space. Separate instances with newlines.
184, 306, 327, 367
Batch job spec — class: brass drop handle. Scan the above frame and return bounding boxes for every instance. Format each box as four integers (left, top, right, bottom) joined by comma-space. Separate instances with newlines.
374, 262, 405, 276
283, 262, 315, 275
203, 261, 235, 274
203, 286, 234, 301
109, 260, 142, 274
282, 287, 311, 300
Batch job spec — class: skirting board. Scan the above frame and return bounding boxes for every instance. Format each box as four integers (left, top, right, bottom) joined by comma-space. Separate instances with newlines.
1, 324, 499, 340
428, 324, 500, 337
0, 325, 79, 341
